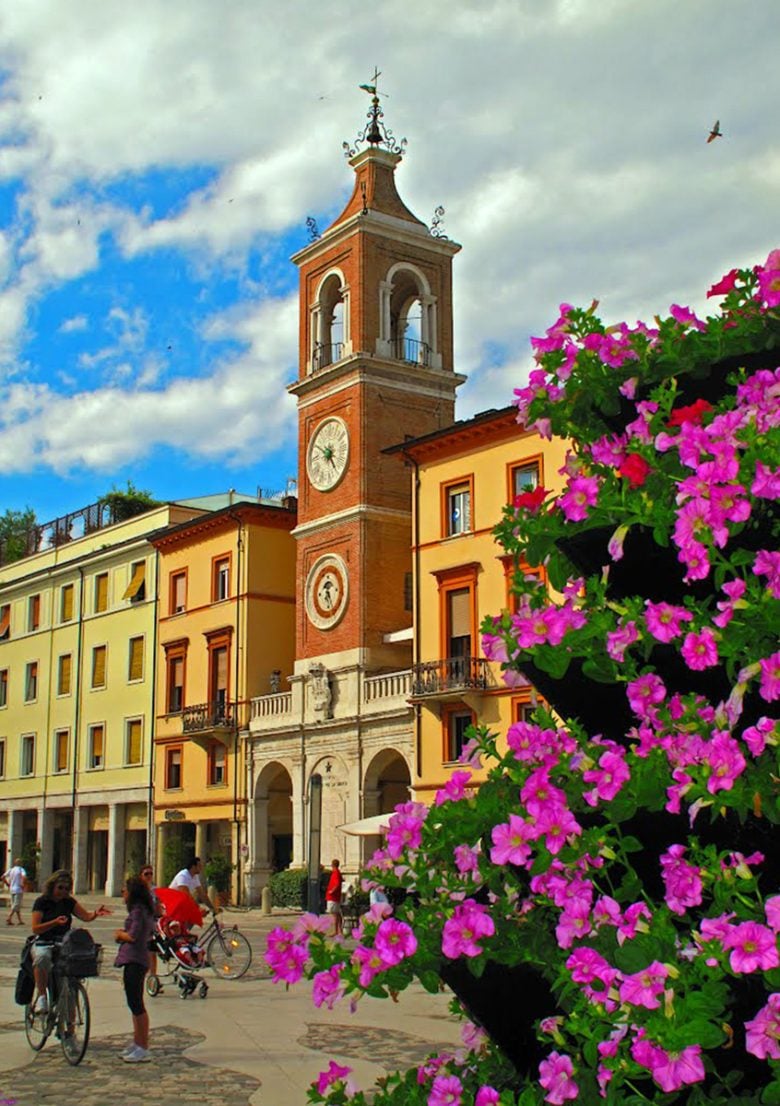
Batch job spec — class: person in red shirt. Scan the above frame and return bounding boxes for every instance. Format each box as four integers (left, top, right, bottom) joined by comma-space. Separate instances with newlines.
325, 859, 343, 937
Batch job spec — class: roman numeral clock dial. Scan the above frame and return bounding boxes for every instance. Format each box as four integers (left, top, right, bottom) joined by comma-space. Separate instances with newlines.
306, 417, 350, 491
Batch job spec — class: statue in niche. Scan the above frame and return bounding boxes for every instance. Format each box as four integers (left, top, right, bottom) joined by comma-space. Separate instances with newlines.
310, 663, 332, 720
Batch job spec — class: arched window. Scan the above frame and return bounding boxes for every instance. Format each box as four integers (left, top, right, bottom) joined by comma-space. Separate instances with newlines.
310, 270, 350, 372
378, 263, 438, 367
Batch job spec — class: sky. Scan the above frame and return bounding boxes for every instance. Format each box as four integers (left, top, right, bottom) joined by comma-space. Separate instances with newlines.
0, 0, 777, 522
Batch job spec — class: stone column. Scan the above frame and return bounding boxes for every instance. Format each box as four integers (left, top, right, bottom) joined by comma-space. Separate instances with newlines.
106, 804, 124, 896
6, 809, 23, 871
291, 766, 304, 870
72, 807, 89, 895
155, 822, 167, 885
195, 820, 207, 863
37, 805, 54, 883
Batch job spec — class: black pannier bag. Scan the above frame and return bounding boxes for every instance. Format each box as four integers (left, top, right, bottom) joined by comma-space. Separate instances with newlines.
59, 928, 101, 978
15, 936, 35, 1005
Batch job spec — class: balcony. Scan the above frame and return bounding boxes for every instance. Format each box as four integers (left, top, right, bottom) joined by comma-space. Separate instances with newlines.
181, 700, 236, 733
411, 657, 491, 699
312, 342, 344, 372
392, 337, 430, 366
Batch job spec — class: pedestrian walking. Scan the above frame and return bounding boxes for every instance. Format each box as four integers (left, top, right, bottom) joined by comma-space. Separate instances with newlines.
325, 859, 343, 938
3, 858, 27, 925
114, 876, 155, 1063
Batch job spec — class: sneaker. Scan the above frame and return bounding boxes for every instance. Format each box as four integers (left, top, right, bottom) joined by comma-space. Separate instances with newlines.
120, 1043, 137, 1058
34, 995, 48, 1015
122, 1046, 151, 1063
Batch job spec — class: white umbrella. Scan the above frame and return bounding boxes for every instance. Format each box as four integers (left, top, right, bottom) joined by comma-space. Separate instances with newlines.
337, 813, 392, 836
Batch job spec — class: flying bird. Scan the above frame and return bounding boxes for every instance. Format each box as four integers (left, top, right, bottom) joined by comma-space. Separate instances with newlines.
707, 120, 723, 144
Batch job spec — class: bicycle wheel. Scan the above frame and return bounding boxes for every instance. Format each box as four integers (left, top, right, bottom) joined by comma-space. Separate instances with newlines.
24, 991, 52, 1052
206, 927, 252, 979
60, 979, 90, 1066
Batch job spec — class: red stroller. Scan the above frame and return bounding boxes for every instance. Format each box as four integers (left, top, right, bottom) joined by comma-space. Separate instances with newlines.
145, 887, 209, 1000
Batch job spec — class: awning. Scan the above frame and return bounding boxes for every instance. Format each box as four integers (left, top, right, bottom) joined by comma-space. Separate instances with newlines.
123, 563, 146, 600
337, 814, 393, 837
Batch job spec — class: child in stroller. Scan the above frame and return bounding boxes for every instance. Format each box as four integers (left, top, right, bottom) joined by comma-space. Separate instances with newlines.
145, 889, 209, 1000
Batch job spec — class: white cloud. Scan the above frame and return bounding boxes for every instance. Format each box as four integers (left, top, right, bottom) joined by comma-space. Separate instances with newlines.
59, 314, 88, 333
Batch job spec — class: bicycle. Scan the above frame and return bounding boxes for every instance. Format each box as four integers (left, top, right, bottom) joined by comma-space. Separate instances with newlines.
23, 952, 92, 1066
200, 911, 252, 979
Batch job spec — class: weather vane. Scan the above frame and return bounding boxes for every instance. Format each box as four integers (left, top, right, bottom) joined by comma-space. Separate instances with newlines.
342, 68, 407, 160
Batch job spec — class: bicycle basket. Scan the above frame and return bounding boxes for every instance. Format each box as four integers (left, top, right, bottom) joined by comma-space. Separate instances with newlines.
59, 928, 101, 978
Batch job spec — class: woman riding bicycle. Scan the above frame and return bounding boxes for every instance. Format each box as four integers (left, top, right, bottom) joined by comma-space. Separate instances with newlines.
30, 869, 111, 1013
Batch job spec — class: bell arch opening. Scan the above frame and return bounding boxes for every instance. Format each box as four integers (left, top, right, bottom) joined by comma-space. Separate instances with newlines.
378, 263, 437, 367
311, 270, 349, 371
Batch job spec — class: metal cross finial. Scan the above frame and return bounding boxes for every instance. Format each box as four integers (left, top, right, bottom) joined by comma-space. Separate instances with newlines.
343, 69, 407, 159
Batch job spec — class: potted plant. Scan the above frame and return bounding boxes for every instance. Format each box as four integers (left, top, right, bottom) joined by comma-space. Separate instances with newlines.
20, 842, 41, 892
264, 250, 780, 1106
204, 854, 235, 907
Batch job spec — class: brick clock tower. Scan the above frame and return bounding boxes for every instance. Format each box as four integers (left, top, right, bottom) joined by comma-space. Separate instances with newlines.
289, 90, 464, 678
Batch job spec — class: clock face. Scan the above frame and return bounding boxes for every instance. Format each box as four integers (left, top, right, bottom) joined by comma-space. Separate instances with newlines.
306, 417, 349, 491
305, 554, 349, 630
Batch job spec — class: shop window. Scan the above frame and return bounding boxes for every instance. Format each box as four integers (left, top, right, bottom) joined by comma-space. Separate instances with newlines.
91, 645, 107, 689
126, 719, 142, 766
208, 741, 227, 786
21, 733, 35, 776
54, 729, 69, 773
28, 594, 41, 631
57, 654, 72, 696
88, 724, 104, 769
94, 572, 108, 613
128, 636, 144, 682
443, 705, 475, 763
166, 746, 182, 790
60, 584, 74, 623
213, 557, 230, 602
170, 571, 187, 615
124, 561, 146, 603
25, 661, 38, 702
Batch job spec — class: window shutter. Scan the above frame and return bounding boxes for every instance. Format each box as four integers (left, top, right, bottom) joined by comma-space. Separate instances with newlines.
448, 589, 471, 639
92, 646, 106, 688
59, 654, 72, 695
129, 637, 143, 681
173, 573, 186, 612
123, 563, 145, 601
62, 585, 74, 622
91, 726, 104, 762
95, 574, 108, 612
127, 720, 142, 764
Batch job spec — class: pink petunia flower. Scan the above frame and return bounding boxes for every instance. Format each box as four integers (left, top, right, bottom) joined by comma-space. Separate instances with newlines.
627, 673, 666, 718
435, 770, 473, 806
759, 652, 780, 702
705, 731, 746, 794
606, 621, 639, 662
758, 248, 780, 307
681, 628, 719, 670
315, 1060, 352, 1095
558, 475, 600, 522
660, 844, 703, 915
722, 921, 780, 973
428, 1073, 463, 1106
669, 304, 707, 331
475, 1089, 500, 1106
441, 900, 495, 959
745, 993, 780, 1060
755, 550, 780, 599
743, 717, 778, 757
374, 918, 417, 966
644, 601, 693, 643
490, 814, 533, 867
618, 960, 668, 1009
538, 1051, 578, 1105
707, 268, 739, 297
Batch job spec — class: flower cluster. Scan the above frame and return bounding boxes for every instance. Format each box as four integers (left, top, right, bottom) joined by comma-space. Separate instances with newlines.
268, 254, 779, 1106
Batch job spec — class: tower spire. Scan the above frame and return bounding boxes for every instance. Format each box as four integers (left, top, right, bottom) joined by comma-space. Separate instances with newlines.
343, 69, 407, 160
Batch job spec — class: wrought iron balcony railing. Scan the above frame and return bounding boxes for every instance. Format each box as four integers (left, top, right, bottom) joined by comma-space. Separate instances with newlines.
181, 701, 236, 733
312, 342, 344, 371
411, 657, 490, 698
392, 337, 430, 366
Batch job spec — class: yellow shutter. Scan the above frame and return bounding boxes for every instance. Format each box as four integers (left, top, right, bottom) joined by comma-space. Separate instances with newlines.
127, 720, 142, 764
55, 731, 69, 772
123, 563, 145, 600
92, 646, 106, 688
62, 585, 73, 622
91, 725, 104, 762
95, 574, 108, 612
58, 654, 72, 695
129, 637, 143, 681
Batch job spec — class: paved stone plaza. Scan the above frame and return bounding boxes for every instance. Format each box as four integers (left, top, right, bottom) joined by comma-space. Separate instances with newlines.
0, 898, 462, 1106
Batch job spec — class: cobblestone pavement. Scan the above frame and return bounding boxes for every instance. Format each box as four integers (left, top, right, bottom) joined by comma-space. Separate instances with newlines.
0, 1024, 260, 1106
298, 1021, 459, 1071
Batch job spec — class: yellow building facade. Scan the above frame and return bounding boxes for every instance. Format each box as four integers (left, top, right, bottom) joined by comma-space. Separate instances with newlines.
0, 501, 201, 892
394, 407, 569, 803
151, 500, 297, 897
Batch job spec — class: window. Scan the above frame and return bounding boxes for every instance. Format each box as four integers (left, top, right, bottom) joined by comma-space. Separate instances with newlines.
444, 705, 475, 763
0, 604, 10, 640
511, 460, 541, 500
167, 654, 185, 713
21, 734, 35, 776
124, 561, 146, 603
213, 557, 230, 602
28, 594, 41, 631
61, 584, 74, 623
94, 572, 108, 613
404, 571, 413, 612
54, 729, 69, 773
208, 741, 226, 786
88, 724, 104, 769
166, 746, 182, 790
25, 661, 38, 702
91, 645, 107, 689
0, 668, 6, 708
126, 719, 142, 765
57, 654, 72, 696
210, 645, 229, 716
444, 479, 472, 536
0, 738, 5, 777
170, 571, 187, 615
128, 636, 144, 682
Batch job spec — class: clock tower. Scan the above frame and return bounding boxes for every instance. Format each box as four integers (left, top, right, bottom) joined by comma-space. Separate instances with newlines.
290, 89, 464, 673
